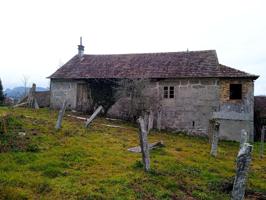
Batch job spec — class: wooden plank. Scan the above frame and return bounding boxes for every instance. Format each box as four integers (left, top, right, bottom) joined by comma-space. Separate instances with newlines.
128, 141, 164, 153
67, 114, 86, 121
85, 106, 103, 127
13, 102, 28, 108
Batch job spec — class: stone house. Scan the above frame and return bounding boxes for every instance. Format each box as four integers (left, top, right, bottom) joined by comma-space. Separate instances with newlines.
48, 40, 259, 141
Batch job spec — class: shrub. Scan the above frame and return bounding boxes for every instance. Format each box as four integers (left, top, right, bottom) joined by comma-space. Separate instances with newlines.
26, 144, 40, 152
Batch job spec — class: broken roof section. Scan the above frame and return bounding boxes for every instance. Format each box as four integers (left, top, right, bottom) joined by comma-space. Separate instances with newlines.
49, 50, 259, 79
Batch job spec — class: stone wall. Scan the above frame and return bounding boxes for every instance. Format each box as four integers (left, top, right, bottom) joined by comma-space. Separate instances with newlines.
108, 78, 220, 136
158, 78, 220, 136
50, 80, 78, 109
107, 78, 254, 141
50, 77, 255, 141
214, 79, 254, 141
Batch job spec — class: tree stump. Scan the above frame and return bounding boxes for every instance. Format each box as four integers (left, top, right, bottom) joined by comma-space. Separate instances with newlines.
55, 100, 67, 130
137, 115, 150, 172
231, 143, 253, 200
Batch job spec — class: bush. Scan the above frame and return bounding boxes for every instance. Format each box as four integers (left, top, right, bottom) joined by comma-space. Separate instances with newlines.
26, 144, 40, 152
132, 160, 143, 169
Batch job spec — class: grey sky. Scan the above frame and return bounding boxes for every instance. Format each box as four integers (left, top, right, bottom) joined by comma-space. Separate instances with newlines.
0, 0, 265, 95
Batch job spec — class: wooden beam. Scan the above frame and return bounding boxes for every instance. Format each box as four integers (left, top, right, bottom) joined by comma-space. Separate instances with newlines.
128, 141, 165, 153
85, 106, 103, 127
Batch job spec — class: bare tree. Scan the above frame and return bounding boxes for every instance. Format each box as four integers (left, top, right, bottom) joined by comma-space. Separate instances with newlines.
21, 75, 30, 98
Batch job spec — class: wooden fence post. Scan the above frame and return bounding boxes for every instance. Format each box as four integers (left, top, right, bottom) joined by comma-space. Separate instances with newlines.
240, 129, 248, 149
210, 120, 220, 157
147, 110, 154, 132
27, 83, 39, 109
137, 115, 150, 172
85, 106, 103, 127
231, 143, 253, 200
55, 100, 67, 130
260, 126, 265, 158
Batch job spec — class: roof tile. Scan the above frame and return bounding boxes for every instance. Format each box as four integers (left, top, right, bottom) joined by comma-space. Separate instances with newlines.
49, 50, 258, 79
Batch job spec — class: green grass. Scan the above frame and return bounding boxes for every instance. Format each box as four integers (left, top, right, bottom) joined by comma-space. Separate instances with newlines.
0, 107, 265, 199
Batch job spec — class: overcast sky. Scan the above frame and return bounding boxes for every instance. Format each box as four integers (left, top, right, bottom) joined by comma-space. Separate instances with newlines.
0, 0, 265, 95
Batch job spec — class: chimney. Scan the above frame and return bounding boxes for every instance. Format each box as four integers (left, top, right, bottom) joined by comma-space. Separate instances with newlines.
78, 37, 84, 57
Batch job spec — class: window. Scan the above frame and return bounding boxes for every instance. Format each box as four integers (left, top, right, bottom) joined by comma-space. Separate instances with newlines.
164, 86, 174, 99
169, 86, 174, 98
230, 84, 242, 100
164, 86, 168, 98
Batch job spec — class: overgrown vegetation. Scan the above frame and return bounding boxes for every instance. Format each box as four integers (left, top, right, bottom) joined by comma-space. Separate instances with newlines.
0, 78, 4, 106
88, 79, 117, 113
115, 78, 158, 121
0, 113, 38, 152
0, 107, 265, 199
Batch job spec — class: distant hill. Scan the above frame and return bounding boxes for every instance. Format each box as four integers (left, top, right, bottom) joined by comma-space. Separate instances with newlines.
4, 86, 49, 100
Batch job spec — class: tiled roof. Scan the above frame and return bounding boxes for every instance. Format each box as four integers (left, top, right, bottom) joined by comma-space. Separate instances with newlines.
49, 50, 258, 79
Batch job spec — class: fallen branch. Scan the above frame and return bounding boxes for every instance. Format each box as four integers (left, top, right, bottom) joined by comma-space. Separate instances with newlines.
128, 141, 165, 153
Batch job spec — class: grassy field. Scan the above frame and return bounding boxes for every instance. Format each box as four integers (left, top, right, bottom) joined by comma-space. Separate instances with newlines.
0, 107, 265, 200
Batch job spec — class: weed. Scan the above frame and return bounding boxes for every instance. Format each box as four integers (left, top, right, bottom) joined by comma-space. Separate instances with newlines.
42, 166, 65, 178
175, 147, 182, 151
0, 108, 265, 199
26, 144, 40, 152
132, 160, 143, 169
36, 181, 52, 194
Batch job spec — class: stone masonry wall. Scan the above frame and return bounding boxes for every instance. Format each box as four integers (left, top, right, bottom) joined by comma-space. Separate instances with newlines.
215, 79, 254, 141
108, 78, 254, 141
158, 78, 220, 136
50, 77, 255, 141
50, 80, 78, 109
108, 78, 220, 136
